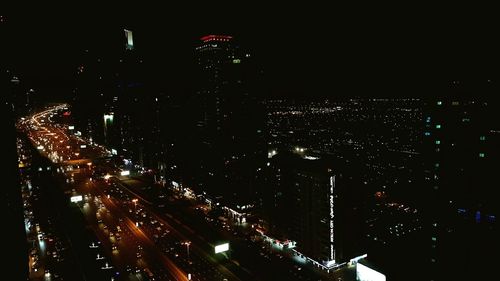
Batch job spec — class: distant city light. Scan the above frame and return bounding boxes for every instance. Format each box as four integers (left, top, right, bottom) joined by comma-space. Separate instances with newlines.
120, 170, 130, 176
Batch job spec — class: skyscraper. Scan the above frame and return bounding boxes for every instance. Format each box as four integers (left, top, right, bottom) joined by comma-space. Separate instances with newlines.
188, 34, 265, 205
265, 151, 365, 268
423, 97, 499, 281
73, 28, 164, 168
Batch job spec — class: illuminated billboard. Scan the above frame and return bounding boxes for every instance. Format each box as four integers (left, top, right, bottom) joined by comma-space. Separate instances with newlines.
70, 195, 83, 203
214, 243, 229, 254
68, 126, 75, 130
356, 263, 386, 281
120, 170, 130, 176
124, 29, 134, 50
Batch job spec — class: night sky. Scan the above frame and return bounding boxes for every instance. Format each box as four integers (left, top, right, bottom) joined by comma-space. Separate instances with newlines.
3, 8, 499, 101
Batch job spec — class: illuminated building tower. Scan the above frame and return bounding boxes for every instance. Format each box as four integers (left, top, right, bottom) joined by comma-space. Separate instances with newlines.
189, 35, 265, 203
265, 151, 364, 269
195, 35, 235, 135
423, 97, 499, 281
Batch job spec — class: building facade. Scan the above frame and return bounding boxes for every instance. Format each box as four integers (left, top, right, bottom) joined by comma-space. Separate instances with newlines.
186, 34, 265, 207
423, 97, 498, 281
265, 152, 365, 267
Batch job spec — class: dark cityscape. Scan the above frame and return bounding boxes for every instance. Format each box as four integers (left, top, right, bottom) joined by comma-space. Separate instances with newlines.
2, 11, 499, 281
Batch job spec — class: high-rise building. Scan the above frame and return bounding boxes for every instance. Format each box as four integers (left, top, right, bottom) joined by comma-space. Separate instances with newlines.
1, 68, 28, 280
264, 151, 365, 268
423, 97, 499, 281
187, 34, 265, 205
72, 28, 164, 168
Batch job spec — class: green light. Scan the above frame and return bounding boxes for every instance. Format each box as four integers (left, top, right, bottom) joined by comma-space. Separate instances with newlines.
232, 59, 241, 64
480, 136, 486, 141
479, 153, 485, 158
435, 140, 441, 145
436, 124, 441, 129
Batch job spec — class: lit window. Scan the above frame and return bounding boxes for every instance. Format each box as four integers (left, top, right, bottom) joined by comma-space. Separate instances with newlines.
479, 153, 485, 158
435, 163, 440, 168
425, 132, 431, 136
435, 140, 441, 145
436, 124, 441, 129
437, 101, 442, 105
432, 237, 437, 241
480, 136, 486, 141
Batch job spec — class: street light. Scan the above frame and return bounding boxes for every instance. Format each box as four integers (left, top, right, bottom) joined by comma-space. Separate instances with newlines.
182, 241, 191, 260
132, 199, 138, 212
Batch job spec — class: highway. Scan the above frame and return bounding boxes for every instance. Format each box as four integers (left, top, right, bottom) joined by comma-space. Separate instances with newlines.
20, 104, 343, 281
20, 104, 238, 281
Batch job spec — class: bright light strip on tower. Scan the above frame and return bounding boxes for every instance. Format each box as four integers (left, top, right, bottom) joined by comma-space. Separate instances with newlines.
124, 29, 134, 49
329, 175, 335, 262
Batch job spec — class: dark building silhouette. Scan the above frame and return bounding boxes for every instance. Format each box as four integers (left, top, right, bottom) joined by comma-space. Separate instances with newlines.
264, 151, 365, 268
423, 97, 499, 281
1, 68, 28, 280
72, 29, 163, 168
184, 34, 265, 207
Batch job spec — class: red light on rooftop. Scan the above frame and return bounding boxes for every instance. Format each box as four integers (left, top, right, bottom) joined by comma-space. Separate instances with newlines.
200, 35, 233, 42
63, 111, 71, 116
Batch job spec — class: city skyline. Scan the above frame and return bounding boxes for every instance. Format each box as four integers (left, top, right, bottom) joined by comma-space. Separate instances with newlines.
3, 12, 500, 102
2, 11, 498, 281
